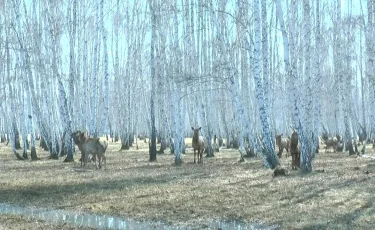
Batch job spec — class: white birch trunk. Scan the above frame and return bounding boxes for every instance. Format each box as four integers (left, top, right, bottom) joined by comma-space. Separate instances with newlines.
17, 62, 28, 159
313, 0, 322, 153
300, 0, 313, 171
366, 1, 375, 138
12, 0, 41, 160
261, 0, 271, 133
248, 0, 278, 166
67, 0, 75, 124
276, 0, 312, 172
100, 0, 109, 135
90, 3, 100, 136
149, 0, 157, 161
111, 0, 120, 139
46, 1, 74, 160
75, 0, 82, 129
4, 10, 21, 158
81, 2, 89, 130
171, 88, 183, 164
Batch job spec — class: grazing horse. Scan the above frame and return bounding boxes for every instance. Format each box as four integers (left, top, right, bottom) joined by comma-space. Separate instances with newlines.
275, 134, 290, 158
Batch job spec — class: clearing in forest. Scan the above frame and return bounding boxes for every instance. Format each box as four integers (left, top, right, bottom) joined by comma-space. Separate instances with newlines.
0, 140, 374, 229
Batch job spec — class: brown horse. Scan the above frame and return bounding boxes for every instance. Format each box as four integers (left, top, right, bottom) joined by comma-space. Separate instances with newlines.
191, 127, 205, 163
72, 131, 108, 169
275, 134, 291, 158
290, 130, 301, 170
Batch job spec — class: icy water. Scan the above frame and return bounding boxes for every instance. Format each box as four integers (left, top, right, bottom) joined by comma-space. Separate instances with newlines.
0, 203, 279, 229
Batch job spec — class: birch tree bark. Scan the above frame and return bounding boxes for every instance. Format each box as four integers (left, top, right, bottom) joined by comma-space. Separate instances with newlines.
366, 0, 375, 139
156, 4, 168, 154
111, 0, 121, 142
12, 0, 40, 160
90, 2, 100, 137
275, 0, 312, 172
12, 0, 27, 158
251, 0, 278, 165
68, 0, 77, 127
149, 0, 157, 162
313, 0, 322, 153
5, 9, 23, 159
46, 1, 74, 161
261, 0, 271, 134
299, 0, 314, 171
171, 0, 186, 161
22, 0, 37, 160
100, 0, 109, 136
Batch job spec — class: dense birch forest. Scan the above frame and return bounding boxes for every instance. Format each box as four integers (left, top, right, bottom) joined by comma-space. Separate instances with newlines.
0, 0, 374, 173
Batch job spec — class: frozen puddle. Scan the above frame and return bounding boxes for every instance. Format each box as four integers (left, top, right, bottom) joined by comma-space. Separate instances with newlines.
0, 203, 278, 229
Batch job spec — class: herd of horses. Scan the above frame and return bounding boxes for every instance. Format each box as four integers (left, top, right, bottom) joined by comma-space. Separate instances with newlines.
71, 126, 372, 170
275, 129, 371, 170
71, 130, 108, 169
71, 127, 208, 169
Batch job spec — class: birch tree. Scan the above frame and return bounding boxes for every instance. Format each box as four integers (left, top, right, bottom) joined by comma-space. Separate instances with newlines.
313, 0, 322, 153
68, 0, 77, 125
366, 0, 375, 139
11, 0, 40, 160
251, 0, 279, 166
90, 2, 100, 137
300, 0, 314, 169
149, 0, 157, 161
45, 0, 74, 161
100, 0, 109, 136
4, 6, 23, 159
275, 0, 312, 172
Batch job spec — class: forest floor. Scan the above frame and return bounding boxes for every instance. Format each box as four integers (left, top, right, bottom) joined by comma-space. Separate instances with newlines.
0, 138, 375, 229
0, 214, 95, 230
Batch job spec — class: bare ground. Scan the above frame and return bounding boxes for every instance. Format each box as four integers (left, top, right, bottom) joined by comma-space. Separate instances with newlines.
0, 139, 374, 229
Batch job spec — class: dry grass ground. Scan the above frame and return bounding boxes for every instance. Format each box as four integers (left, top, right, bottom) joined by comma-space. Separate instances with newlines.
0, 138, 375, 229
0, 214, 95, 230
